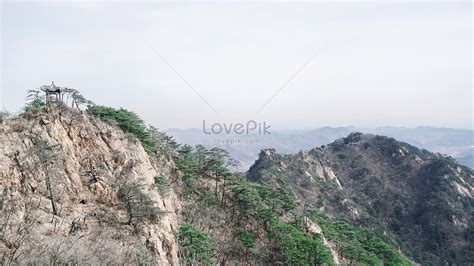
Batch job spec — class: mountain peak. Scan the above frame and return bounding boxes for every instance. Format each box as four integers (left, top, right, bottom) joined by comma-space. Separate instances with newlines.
247, 133, 474, 264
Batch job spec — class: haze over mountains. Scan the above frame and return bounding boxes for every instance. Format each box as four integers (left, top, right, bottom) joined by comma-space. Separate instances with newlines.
167, 126, 474, 171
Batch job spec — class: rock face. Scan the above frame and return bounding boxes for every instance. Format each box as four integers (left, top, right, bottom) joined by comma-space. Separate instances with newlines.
0, 106, 180, 264
247, 132, 474, 265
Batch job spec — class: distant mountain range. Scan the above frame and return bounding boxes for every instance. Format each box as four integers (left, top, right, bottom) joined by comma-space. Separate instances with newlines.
167, 126, 474, 171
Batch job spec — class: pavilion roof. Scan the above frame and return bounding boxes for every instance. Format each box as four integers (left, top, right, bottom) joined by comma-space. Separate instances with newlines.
40, 81, 65, 93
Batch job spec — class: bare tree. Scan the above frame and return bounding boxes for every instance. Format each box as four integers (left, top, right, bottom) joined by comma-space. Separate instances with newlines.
25, 135, 62, 216
0, 194, 43, 265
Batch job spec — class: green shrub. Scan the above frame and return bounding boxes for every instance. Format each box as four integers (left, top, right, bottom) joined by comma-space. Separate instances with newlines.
178, 224, 215, 265
240, 232, 256, 249
198, 191, 218, 207
87, 106, 157, 154
267, 219, 333, 265
229, 180, 297, 220
24, 99, 46, 113
154, 175, 171, 194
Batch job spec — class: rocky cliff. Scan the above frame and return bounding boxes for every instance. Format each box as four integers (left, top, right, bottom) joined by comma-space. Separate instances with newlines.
0, 106, 180, 264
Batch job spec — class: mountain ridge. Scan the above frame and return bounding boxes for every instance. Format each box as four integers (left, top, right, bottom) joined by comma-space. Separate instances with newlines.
167, 126, 474, 170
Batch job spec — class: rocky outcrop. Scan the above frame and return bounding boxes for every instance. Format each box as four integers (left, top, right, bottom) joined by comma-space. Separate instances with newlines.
303, 217, 342, 265
0, 106, 180, 264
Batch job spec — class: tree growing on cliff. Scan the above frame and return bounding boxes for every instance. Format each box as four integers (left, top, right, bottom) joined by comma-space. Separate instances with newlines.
63, 88, 95, 110
204, 148, 238, 204
176, 145, 198, 184
178, 224, 215, 265
25, 135, 62, 217
117, 181, 161, 226
25, 89, 46, 112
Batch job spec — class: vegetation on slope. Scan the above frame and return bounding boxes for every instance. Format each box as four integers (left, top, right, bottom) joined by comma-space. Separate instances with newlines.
87, 106, 158, 154
178, 224, 215, 265
266, 216, 333, 265
174, 143, 337, 264
308, 210, 411, 265
173, 142, 414, 265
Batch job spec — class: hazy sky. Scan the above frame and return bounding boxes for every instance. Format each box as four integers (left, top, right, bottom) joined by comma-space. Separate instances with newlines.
1, 1, 472, 130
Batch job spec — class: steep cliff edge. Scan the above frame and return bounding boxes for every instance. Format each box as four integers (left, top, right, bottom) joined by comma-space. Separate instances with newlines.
0, 106, 180, 264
